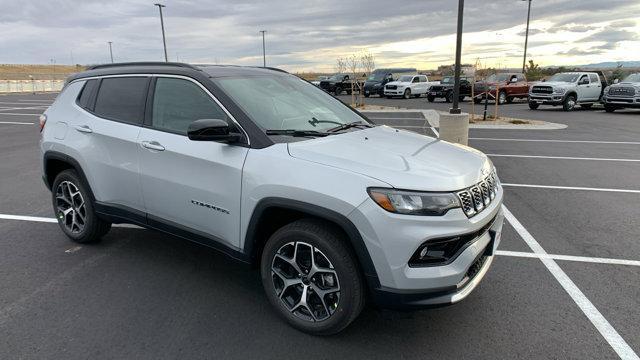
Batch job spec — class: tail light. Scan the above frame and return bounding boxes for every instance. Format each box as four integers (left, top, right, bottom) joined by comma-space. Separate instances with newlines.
39, 114, 47, 132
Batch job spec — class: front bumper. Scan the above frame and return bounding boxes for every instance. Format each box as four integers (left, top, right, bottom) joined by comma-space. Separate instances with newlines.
348, 186, 504, 309
529, 94, 565, 105
364, 84, 383, 96
384, 89, 405, 96
602, 95, 640, 108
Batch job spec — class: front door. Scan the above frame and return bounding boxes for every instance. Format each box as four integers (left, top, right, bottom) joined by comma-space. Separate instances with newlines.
576, 74, 591, 101
137, 76, 248, 249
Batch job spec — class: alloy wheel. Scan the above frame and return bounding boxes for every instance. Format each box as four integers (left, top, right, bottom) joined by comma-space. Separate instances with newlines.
55, 180, 86, 233
271, 241, 340, 322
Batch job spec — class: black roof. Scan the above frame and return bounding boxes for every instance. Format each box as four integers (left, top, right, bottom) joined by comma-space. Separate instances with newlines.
67, 62, 289, 83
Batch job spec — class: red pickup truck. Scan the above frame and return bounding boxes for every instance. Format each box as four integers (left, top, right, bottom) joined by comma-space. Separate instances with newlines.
473, 73, 529, 104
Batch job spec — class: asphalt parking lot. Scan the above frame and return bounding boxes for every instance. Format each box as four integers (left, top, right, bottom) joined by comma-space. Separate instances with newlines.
1, 92, 639, 359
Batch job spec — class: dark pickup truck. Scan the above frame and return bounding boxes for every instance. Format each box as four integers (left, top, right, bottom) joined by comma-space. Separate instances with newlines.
319, 73, 361, 96
474, 73, 529, 104
427, 76, 472, 102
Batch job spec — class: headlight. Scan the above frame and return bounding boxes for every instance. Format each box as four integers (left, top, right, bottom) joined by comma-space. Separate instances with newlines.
604, 86, 610, 94
368, 188, 460, 216
634, 86, 640, 95
553, 88, 567, 94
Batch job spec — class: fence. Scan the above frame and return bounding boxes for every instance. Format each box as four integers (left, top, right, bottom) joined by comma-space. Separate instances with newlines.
0, 79, 64, 93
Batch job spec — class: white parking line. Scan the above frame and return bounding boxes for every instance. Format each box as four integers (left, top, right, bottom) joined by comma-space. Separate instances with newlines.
0, 106, 48, 112
369, 117, 426, 121
496, 250, 640, 267
0, 113, 40, 116
503, 206, 639, 360
0, 121, 35, 125
471, 138, 640, 145
0, 214, 140, 228
501, 183, 640, 194
488, 154, 640, 162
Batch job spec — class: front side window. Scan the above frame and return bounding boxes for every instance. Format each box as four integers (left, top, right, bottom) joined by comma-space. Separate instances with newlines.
397, 75, 413, 82
215, 75, 368, 132
151, 77, 228, 134
623, 73, 640, 82
93, 77, 149, 124
579, 75, 589, 84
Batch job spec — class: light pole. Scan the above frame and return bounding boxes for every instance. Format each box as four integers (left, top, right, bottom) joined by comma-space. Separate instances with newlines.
522, 0, 532, 73
450, 0, 464, 115
108, 41, 114, 63
259, 30, 266, 67
154, 3, 168, 62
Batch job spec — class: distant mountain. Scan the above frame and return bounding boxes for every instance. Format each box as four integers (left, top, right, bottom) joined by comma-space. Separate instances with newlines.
577, 61, 640, 69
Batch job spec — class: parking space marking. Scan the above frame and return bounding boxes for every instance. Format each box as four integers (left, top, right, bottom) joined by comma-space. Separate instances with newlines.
0, 121, 35, 125
0, 214, 57, 223
497, 250, 640, 267
471, 138, 640, 145
0, 106, 48, 112
488, 154, 640, 162
368, 117, 426, 121
502, 183, 640, 194
0, 113, 40, 116
503, 205, 639, 360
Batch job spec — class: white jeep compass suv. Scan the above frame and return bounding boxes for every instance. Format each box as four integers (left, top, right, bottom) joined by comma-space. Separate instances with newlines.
40, 62, 504, 335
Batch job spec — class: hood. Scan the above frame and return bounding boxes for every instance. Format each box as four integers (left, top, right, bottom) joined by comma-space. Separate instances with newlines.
539, 81, 574, 88
386, 80, 409, 86
287, 126, 492, 191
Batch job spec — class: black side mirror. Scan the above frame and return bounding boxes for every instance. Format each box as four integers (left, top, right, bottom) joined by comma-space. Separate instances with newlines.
187, 119, 241, 143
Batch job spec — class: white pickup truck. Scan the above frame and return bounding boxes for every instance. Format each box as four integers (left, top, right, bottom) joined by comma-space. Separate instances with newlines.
528, 72, 606, 111
384, 74, 439, 99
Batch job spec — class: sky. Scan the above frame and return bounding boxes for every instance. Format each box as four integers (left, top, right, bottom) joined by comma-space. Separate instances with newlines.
1, 0, 639, 72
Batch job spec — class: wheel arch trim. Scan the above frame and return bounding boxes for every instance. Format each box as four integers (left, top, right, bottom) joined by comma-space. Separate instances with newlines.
43, 151, 96, 201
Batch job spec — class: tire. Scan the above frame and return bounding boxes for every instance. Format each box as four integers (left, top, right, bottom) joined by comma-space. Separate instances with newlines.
563, 94, 577, 111
445, 92, 453, 103
51, 169, 111, 243
333, 87, 342, 96
473, 97, 482, 104
528, 101, 539, 110
261, 218, 365, 335
506, 96, 514, 104
403, 89, 411, 99
364, 93, 370, 98
604, 105, 616, 113
498, 91, 507, 105
581, 103, 593, 109
427, 95, 435, 103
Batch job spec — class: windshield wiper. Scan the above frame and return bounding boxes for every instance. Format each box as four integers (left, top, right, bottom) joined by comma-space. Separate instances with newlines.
326, 121, 373, 133
265, 129, 330, 137
308, 117, 342, 127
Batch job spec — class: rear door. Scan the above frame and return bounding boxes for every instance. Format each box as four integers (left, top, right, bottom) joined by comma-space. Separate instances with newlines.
588, 74, 602, 100
76, 76, 148, 213
137, 76, 248, 249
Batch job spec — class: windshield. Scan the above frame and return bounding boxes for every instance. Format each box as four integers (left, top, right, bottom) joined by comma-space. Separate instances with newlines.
622, 73, 640, 83
485, 74, 510, 82
548, 73, 580, 83
215, 75, 368, 132
328, 74, 343, 81
441, 77, 454, 84
367, 72, 386, 81
397, 75, 413, 82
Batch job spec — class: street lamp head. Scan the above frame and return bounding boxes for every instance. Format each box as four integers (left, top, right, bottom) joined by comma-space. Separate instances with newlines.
154, 3, 165, 7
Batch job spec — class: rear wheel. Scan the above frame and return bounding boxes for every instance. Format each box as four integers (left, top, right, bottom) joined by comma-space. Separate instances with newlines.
333, 86, 342, 96
403, 89, 412, 99
506, 96, 514, 104
563, 94, 577, 111
445, 92, 453, 103
528, 101, 540, 110
427, 95, 435, 103
261, 219, 365, 335
497, 91, 507, 105
51, 170, 111, 243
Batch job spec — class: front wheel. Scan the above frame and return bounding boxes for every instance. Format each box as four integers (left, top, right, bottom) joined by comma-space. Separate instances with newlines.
333, 87, 342, 96
528, 101, 540, 110
563, 94, 577, 111
364, 93, 370, 98
498, 91, 507, 105
261, 219, 365, 335
51, 170, 111, 243
445, 92, 453, 103
403, 89, 412, 99
427, 95, 435, 102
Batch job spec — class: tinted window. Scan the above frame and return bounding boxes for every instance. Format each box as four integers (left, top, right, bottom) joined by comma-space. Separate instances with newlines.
151, 77, 228, 134
579, 75, 589, 84
94, 77, 149, 124
77, 79, 99, 110
589, 74, 599, 83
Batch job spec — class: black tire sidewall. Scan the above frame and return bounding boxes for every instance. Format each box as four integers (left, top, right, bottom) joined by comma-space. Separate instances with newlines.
260, 220, 363, 335
51, 170, 102, 243
563, 95, 576, 111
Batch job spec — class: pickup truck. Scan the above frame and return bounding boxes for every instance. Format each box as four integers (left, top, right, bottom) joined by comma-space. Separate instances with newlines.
473, 73, 529, 104
427, 76, 473, 102
529, 72, 607, 111
319, 73, 361, 96
363, 68, 417, 97
601, 73, 640, 112
383, 74, 439, 99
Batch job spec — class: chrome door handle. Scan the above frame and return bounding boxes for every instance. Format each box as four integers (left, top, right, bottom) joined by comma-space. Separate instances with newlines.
74, 125, 93, 133
141, 141, 165, 151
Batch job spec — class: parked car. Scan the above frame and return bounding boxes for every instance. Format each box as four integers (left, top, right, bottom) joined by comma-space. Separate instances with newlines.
427, 76, 473, 102
363, 68, 417, 97
473, 73, 529, 104
40, 62, 504, 335
384, 74, 439, 99
529, 72, 606, 111
319, 73, 360, 95
310, 75, 329, 86
601, 73, 640, 112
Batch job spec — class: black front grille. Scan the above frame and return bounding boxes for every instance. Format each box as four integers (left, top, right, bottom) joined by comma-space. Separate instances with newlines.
430, 85, 444, 92
532, 86, 553, 94
386, 85, 397, 90
609, 87, 635, 97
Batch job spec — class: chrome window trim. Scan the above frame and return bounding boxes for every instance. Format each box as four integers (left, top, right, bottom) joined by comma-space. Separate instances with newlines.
68, 73, 250, 145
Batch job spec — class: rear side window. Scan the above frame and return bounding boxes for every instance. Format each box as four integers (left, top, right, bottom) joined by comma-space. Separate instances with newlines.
589, 74, 599, 83
151, 77, 229, 135
77, 79, 99, 110
93, 77, 149, 124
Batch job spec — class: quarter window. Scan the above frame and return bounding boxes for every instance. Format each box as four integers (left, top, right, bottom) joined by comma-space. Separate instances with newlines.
93, 77, 149, 124
77, 79, 99, 110
151, 77, 228, 135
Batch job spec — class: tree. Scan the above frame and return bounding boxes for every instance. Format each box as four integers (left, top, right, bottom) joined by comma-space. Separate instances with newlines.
359, 51, 375, 106
347, 54, 361, 106
611, 62, 625, 82
335, 58, 347, 74
525, 59, 543, 81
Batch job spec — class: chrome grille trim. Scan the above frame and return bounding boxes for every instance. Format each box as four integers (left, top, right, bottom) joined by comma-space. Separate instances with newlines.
456, 171, 499, 218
